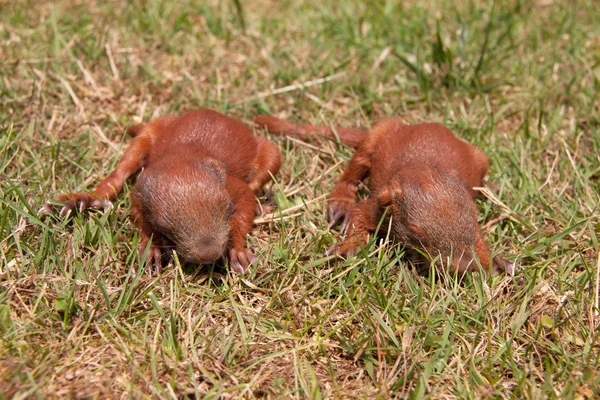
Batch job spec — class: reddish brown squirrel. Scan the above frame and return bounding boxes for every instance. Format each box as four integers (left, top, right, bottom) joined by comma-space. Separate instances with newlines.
42, 109, 281, 273
254, 115, 513, 275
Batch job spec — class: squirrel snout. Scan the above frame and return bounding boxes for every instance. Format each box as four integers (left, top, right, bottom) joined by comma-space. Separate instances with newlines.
190, 250, 222, 264
182, 245, 224, 265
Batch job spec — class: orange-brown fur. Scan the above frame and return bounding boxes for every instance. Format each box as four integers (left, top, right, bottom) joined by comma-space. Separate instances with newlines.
43, 109, 281, 273
254, 115, 512, 275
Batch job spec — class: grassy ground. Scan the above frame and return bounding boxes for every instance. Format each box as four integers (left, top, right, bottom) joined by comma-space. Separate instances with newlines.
1, 0, 599, 398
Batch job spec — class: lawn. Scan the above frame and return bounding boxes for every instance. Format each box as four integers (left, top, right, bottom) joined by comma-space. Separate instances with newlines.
1, 0, 599, 398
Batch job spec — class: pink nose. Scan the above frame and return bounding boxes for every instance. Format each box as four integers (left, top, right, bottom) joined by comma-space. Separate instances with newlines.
188, 248, 222, 264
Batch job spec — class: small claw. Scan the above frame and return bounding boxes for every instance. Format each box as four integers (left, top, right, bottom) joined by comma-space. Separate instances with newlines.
245, 248, 258, 265
238, 251, 249, 269
59, 205, 71, 217
327, 211, 344, 229
327, 199, 354, 230
38, 204, 52, 215
327, 218, 337, 230
325, 244, 338, 257
61, 198, 79, 217
327, 203, 344, 225
231, 262, 245, 274
153, 247, 163, 275
327, 203, 337, 222
78, 197, 88, 213
44, 193, 109, 217
141, 243, 163, 275
228, 248, 256, 274
340, 214, 352, 235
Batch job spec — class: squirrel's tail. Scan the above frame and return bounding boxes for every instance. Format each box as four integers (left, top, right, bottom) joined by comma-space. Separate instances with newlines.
254, 115, 368, 149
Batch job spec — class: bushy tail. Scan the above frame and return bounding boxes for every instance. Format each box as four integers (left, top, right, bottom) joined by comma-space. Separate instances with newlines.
254, 115, 368, 149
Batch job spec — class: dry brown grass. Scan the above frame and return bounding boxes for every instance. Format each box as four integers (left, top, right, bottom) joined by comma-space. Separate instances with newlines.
1, 0, 599, 398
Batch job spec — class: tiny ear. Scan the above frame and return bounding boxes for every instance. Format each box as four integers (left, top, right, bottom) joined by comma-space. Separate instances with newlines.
376, 183, 402, 207
202, 158, 227, 183
126, 123, 145, 137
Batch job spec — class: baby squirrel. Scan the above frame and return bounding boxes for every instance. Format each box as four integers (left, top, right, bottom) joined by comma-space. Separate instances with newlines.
42, 109, 281, 273
254, 115, 513, 275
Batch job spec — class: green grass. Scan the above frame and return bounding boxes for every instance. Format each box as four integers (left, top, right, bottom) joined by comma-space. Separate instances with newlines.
1, 0, 599, 398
